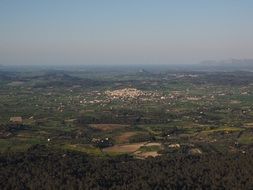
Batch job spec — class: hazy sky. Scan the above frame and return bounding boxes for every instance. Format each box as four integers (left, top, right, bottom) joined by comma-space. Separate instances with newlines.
1, 0, 253, 65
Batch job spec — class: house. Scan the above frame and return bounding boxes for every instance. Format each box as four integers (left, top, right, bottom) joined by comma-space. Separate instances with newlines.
168, 144, 180, 148
10, 117, 23, 124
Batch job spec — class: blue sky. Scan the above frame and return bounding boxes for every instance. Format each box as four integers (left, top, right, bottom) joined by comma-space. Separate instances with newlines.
0, 0, 253, 65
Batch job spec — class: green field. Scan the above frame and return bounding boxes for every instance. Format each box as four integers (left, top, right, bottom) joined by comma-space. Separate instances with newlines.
1, 69, 253, 157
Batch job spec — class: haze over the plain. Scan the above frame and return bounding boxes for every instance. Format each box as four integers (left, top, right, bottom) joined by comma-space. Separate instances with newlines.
0, 0, 253, 65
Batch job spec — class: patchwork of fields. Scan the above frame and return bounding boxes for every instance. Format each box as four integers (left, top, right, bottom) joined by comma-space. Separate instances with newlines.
1, 69, 253, 157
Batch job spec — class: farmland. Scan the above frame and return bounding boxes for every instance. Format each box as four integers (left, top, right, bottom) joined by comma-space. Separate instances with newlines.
1, 66, 253, 189
0, 67, 253, 159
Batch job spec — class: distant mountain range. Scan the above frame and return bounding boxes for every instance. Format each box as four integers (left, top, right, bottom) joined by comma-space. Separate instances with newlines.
1, 59, 253, 73
199, 59, 253, 71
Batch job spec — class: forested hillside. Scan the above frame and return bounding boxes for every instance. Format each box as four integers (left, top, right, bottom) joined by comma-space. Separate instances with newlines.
1, 145, 253, 190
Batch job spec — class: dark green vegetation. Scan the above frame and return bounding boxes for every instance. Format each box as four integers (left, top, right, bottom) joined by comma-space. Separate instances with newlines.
1, 145, 253, 189
0, 67, 253, 188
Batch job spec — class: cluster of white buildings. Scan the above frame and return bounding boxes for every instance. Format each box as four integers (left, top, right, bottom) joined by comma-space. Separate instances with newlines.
105, 88, 146, 99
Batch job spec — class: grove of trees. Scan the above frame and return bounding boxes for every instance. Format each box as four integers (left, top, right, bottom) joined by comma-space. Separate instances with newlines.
1, 145, 253, 189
